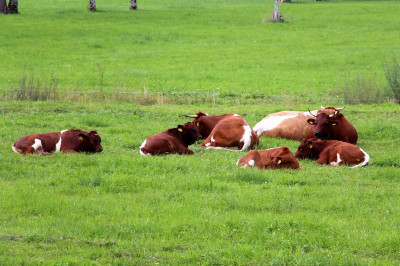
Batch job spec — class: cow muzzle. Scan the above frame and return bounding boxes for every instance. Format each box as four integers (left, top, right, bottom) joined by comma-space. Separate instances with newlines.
313, 131, 322, 138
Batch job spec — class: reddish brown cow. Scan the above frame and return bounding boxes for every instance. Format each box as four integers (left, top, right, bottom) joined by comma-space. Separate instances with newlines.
253, 106, 344, 140
237, 147, 300, 170
184, 112, 238, 139
200, 116, 258, 151
295, 138, 369, 167
140, 122, 201, 156
307, 112, 358, 144
12, 129, 103, 155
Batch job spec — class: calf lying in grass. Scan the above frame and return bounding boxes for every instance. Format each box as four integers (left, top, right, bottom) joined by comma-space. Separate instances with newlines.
13, 129, 103, 155
140, 122, 201, 156
237, 147, 300, 170
295, 138, 369, 167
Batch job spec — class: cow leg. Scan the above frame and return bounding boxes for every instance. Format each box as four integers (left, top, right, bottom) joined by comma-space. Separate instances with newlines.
23, 146, 35, 155
176, 144, 193, 155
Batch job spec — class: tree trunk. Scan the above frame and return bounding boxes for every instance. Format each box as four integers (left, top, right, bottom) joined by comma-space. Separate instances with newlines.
0, 0, 8, 13
89, 0, 96, 11
130, 0, 137, 10
7, 0, 18, 13
272, 0, 283, 22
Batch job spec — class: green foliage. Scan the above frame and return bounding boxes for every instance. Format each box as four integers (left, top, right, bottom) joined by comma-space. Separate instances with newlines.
9, 71, 58, 101
1, 101, 400, 264
338, 74, 387, 104
384, 55, 400, 103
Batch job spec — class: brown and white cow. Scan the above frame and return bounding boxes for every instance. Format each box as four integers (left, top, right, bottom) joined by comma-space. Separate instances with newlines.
200, 116, 258, 151
295, 138, 369, 168
12, 129, 103, 155
237, 147, 300, 170
307, 112, 358, 144
140, 122, 201, 156
183, 112, 239, 139
253, 106, 343, 140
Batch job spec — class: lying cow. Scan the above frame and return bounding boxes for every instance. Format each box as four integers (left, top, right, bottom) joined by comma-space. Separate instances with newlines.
307, 112, 358, 144
140, 122, 201, 156
12, 129, 103, 155
237, 147, 300, 170
295, 138, 369, 167
253, 106, 343, 140
184, 112, 239, 139
200, 116, 258, 150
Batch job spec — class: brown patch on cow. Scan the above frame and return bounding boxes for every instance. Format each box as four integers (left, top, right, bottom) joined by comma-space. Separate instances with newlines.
201, 116, 258, 150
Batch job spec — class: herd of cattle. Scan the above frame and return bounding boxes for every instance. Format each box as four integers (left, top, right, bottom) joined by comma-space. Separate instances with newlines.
12, 106, 370, 169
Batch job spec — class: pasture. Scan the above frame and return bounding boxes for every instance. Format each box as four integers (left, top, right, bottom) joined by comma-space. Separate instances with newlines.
1, 0, 399, 97
1, 0, 400, 264
1, 102, 400, 264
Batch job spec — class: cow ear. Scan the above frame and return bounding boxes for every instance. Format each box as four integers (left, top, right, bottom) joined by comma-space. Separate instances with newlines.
307, 140, 313, 149
79, 133, 89, 141
307, 118, 315, 125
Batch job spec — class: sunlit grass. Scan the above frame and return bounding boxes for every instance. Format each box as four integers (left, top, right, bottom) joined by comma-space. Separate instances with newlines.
0, 101, 399, 264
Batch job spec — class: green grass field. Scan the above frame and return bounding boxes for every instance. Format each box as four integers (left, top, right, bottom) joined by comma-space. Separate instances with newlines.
1, 0, 400, 264
1, 0, 399, 97
1, 102, 400, 264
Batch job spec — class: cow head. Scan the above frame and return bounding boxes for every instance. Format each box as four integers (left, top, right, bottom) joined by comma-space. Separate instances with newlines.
184, 112, 210, 139
295, 138, 316, 159
177, 122, 201, 146
307, 113, 341, 140
78, 130, 103, 153
318, 106, 344, 116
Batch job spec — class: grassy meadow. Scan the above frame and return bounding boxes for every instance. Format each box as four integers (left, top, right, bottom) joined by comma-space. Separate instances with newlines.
1, 0, 399, 97
1, 0, 400, 264
1, 102, 400, 264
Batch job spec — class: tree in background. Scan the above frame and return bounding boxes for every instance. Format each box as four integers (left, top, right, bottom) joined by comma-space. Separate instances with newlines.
7, 0, 17, 13
89, 0, 137, 11
0, 0, 7, 14
272, 0, 284, 22
0, 0, 18, 14
89, 0, 96, 11
130, 0, 137, 10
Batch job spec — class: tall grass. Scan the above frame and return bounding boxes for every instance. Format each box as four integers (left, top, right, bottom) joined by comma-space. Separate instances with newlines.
9, 71, 58, 101
384, 54, 400, 103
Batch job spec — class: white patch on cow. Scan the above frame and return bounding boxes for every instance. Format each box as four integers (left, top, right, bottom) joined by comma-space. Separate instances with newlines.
233, 114, 240, 117
12, 145, 19, 154
55, 130, 68, 152
239, 125, 252, 151
211, 136, 215, 143
206, 146, 239, 151
139, 139, 149, 156
248, 160, 255, 167
236, 159, 240, 165
32, 139, 42, 151
351, 148, 370, 168
330, 153, 342, 167
253, 114, 298, 137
